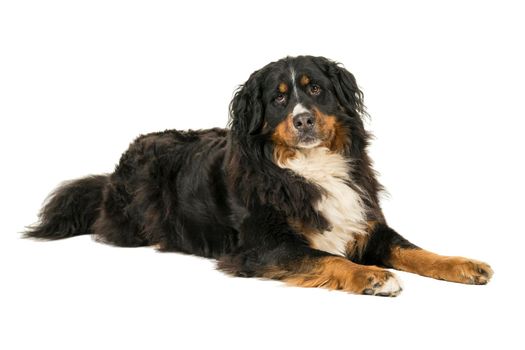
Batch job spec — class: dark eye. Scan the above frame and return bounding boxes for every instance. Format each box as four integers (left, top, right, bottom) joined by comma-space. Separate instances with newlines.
275, 94, 287, 104
308, 84, 321, 96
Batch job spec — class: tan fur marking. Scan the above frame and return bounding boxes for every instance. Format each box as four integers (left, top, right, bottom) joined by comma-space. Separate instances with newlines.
288, 219, 320, 237
272, 113, 297, 164
345, 221, 376, 259
273, 145, 296, 166
300, 75, 310, 86
389, 248, 494, 285
263, 256, 400, 295
367, 220, 378, 231
345, 233, 368, 260
272, 113, 295, 145
311, 108, 346, 153
278, 82, 288, 93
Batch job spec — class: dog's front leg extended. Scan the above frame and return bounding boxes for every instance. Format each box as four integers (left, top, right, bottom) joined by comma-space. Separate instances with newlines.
218, 209, 403, 296
358, 223, 493, 285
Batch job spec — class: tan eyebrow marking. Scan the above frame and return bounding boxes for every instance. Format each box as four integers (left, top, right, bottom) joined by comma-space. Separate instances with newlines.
300, 75, 310, 86
278, 82, 289, 93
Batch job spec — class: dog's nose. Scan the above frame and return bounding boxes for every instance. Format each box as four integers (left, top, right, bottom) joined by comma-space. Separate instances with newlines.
293, 113, 315, 131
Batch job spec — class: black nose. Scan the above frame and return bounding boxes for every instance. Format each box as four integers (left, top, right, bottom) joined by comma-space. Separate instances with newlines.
293, 113, 315, 131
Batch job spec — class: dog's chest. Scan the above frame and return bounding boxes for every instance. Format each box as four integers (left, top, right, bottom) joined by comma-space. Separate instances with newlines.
279, 148, 367, 256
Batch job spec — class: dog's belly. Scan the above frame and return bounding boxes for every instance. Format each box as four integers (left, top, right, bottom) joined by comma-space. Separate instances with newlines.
279, 147, 367, 256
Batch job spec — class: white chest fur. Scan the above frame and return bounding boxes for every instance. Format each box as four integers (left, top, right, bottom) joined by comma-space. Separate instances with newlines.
278, 147, 367, 256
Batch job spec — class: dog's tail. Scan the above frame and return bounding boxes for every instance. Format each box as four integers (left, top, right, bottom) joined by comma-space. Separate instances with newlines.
24, 175, 108, 240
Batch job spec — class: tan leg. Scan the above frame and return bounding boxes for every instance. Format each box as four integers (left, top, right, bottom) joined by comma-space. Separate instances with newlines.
265, 256, 403, 296
389, 247, 493, 285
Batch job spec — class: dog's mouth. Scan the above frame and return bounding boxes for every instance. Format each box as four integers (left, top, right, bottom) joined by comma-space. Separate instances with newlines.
296, 136, 322, 149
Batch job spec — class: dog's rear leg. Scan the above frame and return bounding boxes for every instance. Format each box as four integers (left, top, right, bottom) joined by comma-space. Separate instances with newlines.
92, 181, 149, 247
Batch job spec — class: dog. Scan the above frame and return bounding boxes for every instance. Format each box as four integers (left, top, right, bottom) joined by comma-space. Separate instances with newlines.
25, 55, 493, 296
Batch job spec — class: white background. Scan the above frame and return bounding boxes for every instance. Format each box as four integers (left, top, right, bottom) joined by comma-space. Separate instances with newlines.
1, 1, 524, 349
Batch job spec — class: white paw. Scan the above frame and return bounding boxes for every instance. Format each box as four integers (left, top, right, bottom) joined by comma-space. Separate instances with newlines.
362, 272, 403, 297
375, 274, 403, 297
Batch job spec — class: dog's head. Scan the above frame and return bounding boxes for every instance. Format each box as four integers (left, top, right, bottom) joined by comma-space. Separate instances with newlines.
229, 56, 367, 163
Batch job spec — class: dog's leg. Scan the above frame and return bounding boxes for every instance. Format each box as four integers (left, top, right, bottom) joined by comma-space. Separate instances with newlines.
218, 209, 402, 296
219, 246, 403, 296
359, 224, 493, 285
277, 254, 403, 296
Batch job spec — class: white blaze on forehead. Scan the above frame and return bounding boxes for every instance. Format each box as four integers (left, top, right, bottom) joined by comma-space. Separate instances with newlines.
290, 67, 299, 100
292, 103, 309, 116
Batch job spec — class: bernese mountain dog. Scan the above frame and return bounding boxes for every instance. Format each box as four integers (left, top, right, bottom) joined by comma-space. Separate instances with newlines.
25, 55, 493, 296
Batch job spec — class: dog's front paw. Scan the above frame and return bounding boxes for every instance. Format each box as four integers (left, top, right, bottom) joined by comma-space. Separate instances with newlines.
355, 268, 403, 297
438, 257, 493, 285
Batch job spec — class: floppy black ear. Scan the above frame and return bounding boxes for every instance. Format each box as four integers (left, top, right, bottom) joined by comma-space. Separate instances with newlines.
229, 69, 266, 138
312, 57, 366, 119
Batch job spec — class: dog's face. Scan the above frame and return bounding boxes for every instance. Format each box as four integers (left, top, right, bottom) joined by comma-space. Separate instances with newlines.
230, 56, 366, 162
262, 58, 344, 151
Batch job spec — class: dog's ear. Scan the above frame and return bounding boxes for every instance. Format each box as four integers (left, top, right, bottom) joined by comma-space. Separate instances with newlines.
229, 69, 266, 138
312, 57, 365, 119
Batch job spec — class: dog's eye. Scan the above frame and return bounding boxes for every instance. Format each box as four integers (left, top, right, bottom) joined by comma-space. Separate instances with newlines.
308, 84, 321, 96
275, 94, 287, 104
